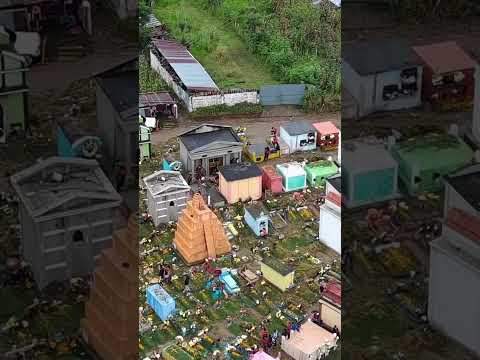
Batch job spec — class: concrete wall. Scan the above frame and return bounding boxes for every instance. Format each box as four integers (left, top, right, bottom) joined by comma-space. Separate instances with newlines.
150, 189, 189, 227
27, 206, 117, 289
244, 210, 268, 237
429, 238, 480, 356
342, 60, 374, 117
150, 51, 191, 108
319, 204, 341, 254
191, 91, 258, 111
150, 50, 258, 111
261, 263, 294, 292
319, 299, 341, 332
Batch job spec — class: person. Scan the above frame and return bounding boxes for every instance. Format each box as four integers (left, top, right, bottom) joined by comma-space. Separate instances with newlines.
163, 265, 172, 284
183, 273, 191, 293
158, 264, 165, 278
264, 146, 270, 161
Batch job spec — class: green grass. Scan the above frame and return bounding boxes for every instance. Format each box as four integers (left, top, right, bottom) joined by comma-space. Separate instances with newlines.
189, 102, 263, 118
153, 0, 278, 89
139, 56, 168, 93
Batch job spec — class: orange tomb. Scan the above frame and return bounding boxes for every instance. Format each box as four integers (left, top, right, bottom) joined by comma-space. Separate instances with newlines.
81, 215, 138, 360
173, 193, 231, 264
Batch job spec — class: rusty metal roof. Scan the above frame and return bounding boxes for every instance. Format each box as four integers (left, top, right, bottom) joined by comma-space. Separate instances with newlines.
139, 91, 176, 107
151, 39, 218, 92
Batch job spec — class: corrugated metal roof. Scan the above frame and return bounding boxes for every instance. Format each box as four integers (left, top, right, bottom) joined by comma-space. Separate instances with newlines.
139, 92, 175, 107
145, 14, 162, 29
152, 39, 218, 91
413, 41, 477, 74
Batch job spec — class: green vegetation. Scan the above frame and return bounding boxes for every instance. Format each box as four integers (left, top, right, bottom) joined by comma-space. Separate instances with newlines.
144, 0, 340, 109
139, 56, 168, 93
199, 0, 340, 108
150, 0, 279, 89
189, 102, 263, 118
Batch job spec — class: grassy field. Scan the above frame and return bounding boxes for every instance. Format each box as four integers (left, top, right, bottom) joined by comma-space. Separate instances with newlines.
152, 0, 278, 89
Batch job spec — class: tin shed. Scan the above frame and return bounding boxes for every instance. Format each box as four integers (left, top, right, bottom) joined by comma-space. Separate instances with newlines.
304, 160, 339, 187
218, 163, 262, 204
413, 41, 477, 105
10, 157, 122, 289
276, 162, 307, 192
146, 284, 176, 321
343, 39, 423, 118
143, 170, 190, 226
244, 203, 269, 237
313, 121, 340, 151
261, 165, 282, 193
390, 134, 474, 195
342, 139, 398, 207
280, 122, 317, 152
260, 257, 294, 292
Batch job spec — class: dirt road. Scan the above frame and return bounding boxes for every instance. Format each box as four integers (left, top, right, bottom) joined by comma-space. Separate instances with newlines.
152, 106, 340, 144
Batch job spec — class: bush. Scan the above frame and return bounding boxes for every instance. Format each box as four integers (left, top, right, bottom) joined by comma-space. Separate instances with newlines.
139, 56, 168, 93
189, 102, 264, 118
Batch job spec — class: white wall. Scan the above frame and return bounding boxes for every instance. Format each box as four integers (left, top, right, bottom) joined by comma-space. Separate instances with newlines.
429, 238, 480, 356
150, 51, 191, 109
319, 204, 341, 254
342, 60, 375, 117
343, 61, 422, 118
150, 51, 258, 112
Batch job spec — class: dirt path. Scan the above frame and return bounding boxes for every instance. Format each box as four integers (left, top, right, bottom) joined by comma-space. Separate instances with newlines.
152, 107, 340, 144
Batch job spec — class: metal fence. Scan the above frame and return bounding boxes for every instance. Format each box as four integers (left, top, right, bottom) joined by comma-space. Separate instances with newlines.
259, 84, 306, 106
